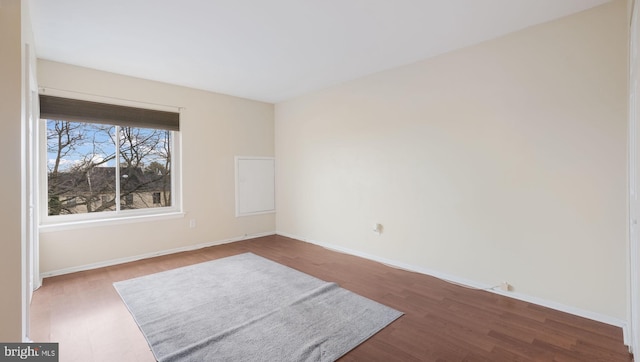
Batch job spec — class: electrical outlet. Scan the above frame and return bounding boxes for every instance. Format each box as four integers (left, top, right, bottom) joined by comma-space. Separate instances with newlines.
372, 223, 383, 234
189, 219, 196, 228
500, 282, 510, 292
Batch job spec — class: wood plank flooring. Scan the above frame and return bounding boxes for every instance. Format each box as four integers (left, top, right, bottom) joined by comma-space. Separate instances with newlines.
30, 235, 633, 361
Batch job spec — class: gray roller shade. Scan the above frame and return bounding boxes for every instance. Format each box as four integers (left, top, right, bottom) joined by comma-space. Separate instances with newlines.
40, 95, 179, 131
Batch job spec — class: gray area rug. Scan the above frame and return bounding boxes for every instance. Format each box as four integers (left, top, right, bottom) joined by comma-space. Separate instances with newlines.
113, 252, 403, 362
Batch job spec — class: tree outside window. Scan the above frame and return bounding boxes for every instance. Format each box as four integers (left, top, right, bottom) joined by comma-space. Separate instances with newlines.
46, 119, 173, 216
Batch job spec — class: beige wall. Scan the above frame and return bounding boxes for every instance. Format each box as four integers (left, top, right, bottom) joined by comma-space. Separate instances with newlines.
275, 1, 628, 320
38, 60, 275, 273
0, 0, 26, 341
628, 0, 640, 352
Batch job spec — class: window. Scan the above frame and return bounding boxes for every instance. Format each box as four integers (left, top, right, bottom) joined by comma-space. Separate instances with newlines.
40, 95, 181, 224
123, 193, 134, 207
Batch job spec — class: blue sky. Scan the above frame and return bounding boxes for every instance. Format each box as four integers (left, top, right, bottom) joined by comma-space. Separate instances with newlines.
46, 121, 170, 173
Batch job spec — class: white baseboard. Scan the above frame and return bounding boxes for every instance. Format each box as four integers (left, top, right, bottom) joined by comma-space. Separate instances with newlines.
276, 231, 631, 347
40, 231, 276, 279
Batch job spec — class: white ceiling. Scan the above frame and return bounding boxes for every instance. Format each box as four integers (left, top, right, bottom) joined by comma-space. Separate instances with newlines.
29, 0, 612, 103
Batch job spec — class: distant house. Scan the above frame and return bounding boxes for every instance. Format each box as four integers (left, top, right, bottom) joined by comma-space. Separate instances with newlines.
48, 166, 171, 215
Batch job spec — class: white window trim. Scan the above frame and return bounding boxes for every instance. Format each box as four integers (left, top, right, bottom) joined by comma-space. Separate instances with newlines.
39, 211, 185, 233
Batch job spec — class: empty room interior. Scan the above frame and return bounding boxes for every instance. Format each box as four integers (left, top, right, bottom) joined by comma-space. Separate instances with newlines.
2, 0, 640, 360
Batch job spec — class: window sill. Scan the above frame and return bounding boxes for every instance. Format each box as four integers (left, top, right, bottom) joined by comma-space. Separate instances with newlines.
39, 211, 185, 233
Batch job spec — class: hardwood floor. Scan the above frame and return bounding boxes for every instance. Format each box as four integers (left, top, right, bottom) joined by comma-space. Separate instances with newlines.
30, 235, 633, 361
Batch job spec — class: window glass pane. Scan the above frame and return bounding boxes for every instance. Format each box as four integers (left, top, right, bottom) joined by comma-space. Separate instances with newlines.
46, 120, 116, 215
119, 126, 172, 210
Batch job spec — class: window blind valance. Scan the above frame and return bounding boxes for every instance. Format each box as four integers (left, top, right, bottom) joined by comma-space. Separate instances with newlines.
39, 95, 180, 131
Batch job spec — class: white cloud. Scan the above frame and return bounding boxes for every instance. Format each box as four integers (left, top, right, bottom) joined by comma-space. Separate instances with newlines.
48, 154, 110, 170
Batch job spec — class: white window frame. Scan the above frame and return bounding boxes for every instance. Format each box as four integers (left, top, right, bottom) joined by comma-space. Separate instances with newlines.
38, 96, 183, 231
